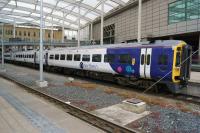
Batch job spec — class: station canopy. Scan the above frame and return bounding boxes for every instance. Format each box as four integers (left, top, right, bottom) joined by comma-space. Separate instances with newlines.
0, 0, 130, 30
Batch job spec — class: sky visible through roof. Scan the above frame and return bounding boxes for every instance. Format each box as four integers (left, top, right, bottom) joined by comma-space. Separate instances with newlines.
0, 0, 130, 30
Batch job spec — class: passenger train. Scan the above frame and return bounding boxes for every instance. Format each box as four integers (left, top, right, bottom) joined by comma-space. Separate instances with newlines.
4, 40, 192, 93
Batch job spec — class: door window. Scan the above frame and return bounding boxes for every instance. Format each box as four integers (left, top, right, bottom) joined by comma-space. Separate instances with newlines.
147, 54, 151, 65
141, 54, 145, 65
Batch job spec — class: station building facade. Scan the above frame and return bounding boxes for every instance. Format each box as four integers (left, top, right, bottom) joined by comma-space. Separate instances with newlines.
92, 0, 200, 61
0, 24, 62, 42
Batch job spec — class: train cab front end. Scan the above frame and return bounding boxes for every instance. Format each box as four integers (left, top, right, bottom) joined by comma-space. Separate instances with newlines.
170, 41, 192, 93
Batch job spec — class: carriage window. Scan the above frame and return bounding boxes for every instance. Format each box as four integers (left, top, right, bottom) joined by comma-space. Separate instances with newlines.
141, 54, 145, 65
158, 55, 168, 65
55, 54, 59, 60
119, 54, 131, 64
104, 54, 115, 63
60, 54, 65, 60
92, 54, 101, 62
147, 54, 151, 65
74, 54, 81, 61
49, 55, 54, 59
82, 55, 90, 62
176, 52, 181, 67
67, 54, 72, 61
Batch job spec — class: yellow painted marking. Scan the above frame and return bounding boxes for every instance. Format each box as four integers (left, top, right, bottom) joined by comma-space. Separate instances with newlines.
172, 41, 186, 83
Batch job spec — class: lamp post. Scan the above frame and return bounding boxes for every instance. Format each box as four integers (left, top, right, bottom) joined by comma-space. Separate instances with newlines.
137, 0, 142, 43
100, 1, 104, 45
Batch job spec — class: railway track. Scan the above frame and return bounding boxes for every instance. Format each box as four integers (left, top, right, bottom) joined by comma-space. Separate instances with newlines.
175, 94, 200, 105
4, 62, 200, 106
0, 72, 139, 133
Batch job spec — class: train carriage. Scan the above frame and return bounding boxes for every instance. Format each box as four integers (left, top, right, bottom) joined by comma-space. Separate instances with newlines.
4, 40, 192, 93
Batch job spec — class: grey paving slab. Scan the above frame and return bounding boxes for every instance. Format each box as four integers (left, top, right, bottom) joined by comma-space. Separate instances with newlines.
0, 77, 105, 133
190, 71, 200, 83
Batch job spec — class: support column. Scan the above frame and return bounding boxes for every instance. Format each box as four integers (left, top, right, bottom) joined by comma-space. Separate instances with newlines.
77, 4, 80, 47
90, 23, 93, 40
62, 12, 65, 43
137, 0, 142, 43
13, 20, 16, 38
51, 17, 54, 45
1, 24, 6, 71
36, 0, 47, 87
100, 2, 104, 45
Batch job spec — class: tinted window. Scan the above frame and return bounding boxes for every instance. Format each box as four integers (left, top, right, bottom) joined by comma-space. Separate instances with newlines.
82, 55, 90, 62
92, 54, 101, 62
141, 54, 145, 65
60, 54, 65, 60
147, 54, 151, 65
104, 54, 115, 63
176, 52, 181, 67
158, 55, 168, 65
74, 54, 81, 61
67, 54, 72, 61
49, 55, 54, 59
55, 54, 59, 60
119, 54, 131, 64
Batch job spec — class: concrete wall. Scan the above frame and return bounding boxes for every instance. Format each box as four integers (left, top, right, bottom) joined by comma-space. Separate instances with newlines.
93, 0, 200, 43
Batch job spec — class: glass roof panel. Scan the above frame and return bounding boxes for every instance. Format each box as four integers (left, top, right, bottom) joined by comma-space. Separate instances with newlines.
66, 15, 77, 21
52, 10, 63, 17
43, 0, 57, 6
70, 24, 78, 29
122, 0, 130, 3
43, 7, 52, 13
2, 8, 12, 12
0, 0, 130, 29
31, 13, 40, 17
72, 7, 88, 15
64, 5, 74, 11
106, 0, 119, 7
57, 1, 69, 8
82, 0, 99, 8
17, 2, 35, 10
97, 4, 113, 13
80, 19, 87, 25
64, 21, 70, 25
8, 0, 16, 5
85, 12, 98, 19
13, 9, 30, 15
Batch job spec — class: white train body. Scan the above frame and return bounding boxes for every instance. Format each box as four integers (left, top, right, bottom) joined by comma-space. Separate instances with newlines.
4, 47, 117, 74
48, 48, 116, 74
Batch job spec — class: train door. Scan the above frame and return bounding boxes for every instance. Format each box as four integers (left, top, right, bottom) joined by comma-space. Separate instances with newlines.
140, 48, 146, 78
140, 48, 152, 79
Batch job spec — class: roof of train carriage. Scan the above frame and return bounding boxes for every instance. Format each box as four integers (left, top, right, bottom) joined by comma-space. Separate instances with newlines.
50, 40, 185, 51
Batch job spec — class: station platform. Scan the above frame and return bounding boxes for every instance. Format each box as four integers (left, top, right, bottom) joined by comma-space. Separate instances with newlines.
0, 77, 104, 133
190, 71, 200, 84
